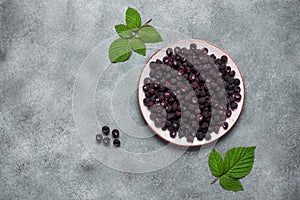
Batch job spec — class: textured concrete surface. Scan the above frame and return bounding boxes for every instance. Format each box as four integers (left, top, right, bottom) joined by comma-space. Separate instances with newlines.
0, 0, 299, 199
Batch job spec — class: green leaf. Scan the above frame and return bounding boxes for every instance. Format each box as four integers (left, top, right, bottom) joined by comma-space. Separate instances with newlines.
220, 175, 244, 192
130, 38, 146, 56
115, 24, 132, 39
109, 38, 132, 63
208, 146, 256, 192
138, 25, 163, 43
109, 7, 162, 63
126, 7, 141, 29
223, 146, 256, 179
208, 148, 224, 177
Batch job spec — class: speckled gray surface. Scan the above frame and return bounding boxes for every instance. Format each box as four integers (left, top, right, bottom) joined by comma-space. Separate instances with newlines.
0, 0, 299, 199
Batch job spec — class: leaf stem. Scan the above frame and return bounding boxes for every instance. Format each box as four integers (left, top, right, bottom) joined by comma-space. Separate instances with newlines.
211, 177, 219, 185
142, 19, 152, 27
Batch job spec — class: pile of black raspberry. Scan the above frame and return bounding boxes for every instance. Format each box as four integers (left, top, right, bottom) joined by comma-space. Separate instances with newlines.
142, 43, 241, 143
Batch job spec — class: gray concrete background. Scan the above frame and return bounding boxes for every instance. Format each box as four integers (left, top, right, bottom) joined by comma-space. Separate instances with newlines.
0, 0, 299, 199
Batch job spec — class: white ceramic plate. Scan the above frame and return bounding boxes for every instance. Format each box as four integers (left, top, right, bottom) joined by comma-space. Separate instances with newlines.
138, 39, 245, 146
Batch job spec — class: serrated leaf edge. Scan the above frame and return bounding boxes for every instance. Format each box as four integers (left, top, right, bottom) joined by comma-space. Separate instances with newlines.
219, 175, 244, 192
126, 7, 142, 30
223, 146, 256, 179
130, 38, 146, 56
138, 25, 163, 43
109, 38, 132, 63
208, 148, 224, 177
209, 146, 256, 192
